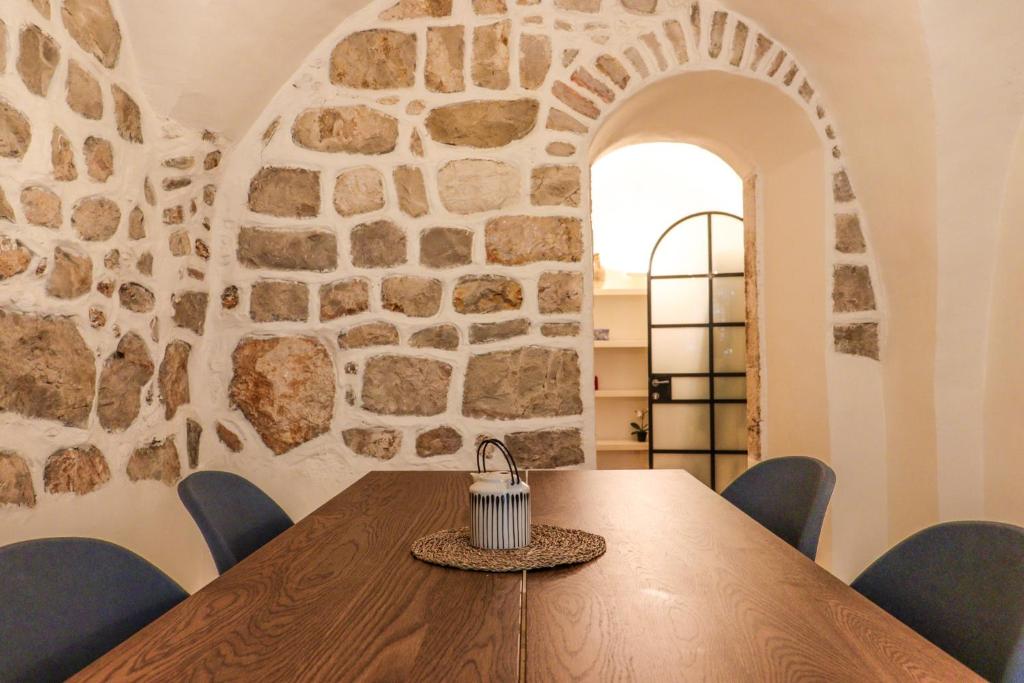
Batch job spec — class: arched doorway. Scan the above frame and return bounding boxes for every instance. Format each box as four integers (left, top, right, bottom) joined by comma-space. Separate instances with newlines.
587, 69, 843, 562
590, 142, 756, 492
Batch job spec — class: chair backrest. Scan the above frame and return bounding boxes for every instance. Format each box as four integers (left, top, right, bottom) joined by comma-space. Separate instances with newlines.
851, 521, 1024, 681
178, 470, 293, 574
0, 538, 187, 680
721, 456, 836, 560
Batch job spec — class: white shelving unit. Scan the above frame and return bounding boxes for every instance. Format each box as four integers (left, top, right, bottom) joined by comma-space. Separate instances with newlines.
594, 339, 648, 349
593, 280, 649, 468
594, 439, 647, 451
594, 389, 647, 398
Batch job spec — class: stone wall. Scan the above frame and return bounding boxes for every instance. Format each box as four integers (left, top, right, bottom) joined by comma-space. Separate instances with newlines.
207, 0, 881, 475
0, 0, 221, 510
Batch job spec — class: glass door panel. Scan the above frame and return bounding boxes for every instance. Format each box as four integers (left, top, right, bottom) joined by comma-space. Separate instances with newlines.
650, 279, 708, 325
711, 214, 744, 273
712, 327, 746, 373
649, 217, 708, 276
651, 328, 709, 374
714, 404, 747, 451
712, 277, 745, 323
713, 376, 746, 400
670, 377, 709, 400
652, 404, 710, 450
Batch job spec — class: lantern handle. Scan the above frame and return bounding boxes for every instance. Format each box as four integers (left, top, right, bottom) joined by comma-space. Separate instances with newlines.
476, 438, 521, 485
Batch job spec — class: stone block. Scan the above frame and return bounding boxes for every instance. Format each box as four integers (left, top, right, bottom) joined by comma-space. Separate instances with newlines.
97, 333, 153, 431
425, 99, 538, 148
46, 246, 92, 299
72, 195, 120, 240
485, 216, 582, 264
463, 346, 581, 418
237, 227, 337, 272
330, 30, 416, 89
453, 274, 522, 313
420, 227, 473, 268
320, 278, 370, 320
416, 426, 462, 457
438, 159, 519, 214
351, 220, 406, 267
44, 445, 109, 494
530, 164, 580, 206
158, 340, 190, 419
127, 438, 180, 486
248, 167, 320, 218
230, 336, 335, 455
381, 275, 442, 317
362, 354, 452, 416
250, 280, 309, 322
505, 428, 583, 467
342, 427, 402, 460
538, 270, 582, 313
0, 310, 96, 427
292, 106, 398, 154
62, 0, 121, 68
334, 167, 386, 217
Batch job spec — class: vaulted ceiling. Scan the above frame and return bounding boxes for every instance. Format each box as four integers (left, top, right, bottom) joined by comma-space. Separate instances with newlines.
117, 0, 366, 140
117, 0, 942, 141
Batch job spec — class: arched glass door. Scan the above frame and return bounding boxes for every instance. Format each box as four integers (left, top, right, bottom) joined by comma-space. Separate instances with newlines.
647, 211, 747, 489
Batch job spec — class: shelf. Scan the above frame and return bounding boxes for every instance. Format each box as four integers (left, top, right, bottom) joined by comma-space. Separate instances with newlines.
594, 339, 648, 348
597, 439, 649, 451
595, 389, 648, 398
595, 287, 647, 297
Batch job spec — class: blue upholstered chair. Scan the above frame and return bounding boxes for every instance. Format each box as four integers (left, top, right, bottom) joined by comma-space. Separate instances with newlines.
851, 521, 1024, 682
720, 456, 836, 560
178, 470, 293, 574
0, 538, 187, 681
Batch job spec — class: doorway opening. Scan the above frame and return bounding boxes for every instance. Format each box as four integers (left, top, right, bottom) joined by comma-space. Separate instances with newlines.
591, 142, 757, 491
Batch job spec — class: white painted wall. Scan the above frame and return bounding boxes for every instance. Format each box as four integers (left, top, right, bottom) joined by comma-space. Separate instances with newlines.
983, 116, 1024, 525
921, 0, 1024, 522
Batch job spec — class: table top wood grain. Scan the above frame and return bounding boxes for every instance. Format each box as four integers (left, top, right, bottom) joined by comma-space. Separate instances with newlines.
72, 471, 522, 682
525, 470, 977, 682
73, 470, 978, 682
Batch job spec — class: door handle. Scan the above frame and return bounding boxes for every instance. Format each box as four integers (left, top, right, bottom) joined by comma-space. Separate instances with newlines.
651, 379, 670, 386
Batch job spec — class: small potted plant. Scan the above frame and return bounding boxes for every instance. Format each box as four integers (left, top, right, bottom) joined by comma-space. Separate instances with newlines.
630, 409, 649, 443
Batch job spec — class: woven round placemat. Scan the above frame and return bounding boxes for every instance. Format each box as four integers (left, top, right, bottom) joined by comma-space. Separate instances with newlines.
411, 524, 606, 572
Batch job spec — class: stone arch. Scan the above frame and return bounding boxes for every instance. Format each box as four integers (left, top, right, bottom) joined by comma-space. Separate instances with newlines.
539, 1, 882, 359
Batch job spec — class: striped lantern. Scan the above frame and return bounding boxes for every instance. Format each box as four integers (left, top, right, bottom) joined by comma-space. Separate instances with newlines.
470, 439, 531, 550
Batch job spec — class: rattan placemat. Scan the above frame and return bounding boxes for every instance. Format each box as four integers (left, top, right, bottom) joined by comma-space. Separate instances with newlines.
411, 524, 606, 572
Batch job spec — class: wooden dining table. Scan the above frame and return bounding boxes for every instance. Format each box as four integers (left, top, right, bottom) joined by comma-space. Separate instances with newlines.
73, 470, 977, 681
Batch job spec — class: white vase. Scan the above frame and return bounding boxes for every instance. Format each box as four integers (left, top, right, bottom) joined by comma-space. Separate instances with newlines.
471, 438, 531, 550
470, 471, 531, 550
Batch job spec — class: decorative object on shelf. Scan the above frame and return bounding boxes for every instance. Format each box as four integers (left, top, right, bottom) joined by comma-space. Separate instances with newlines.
593, 253, 606, 285
411, 524, 606, 572
630, 409, 649, 443
594, 328, 610, 341
470, 439, 530, 550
